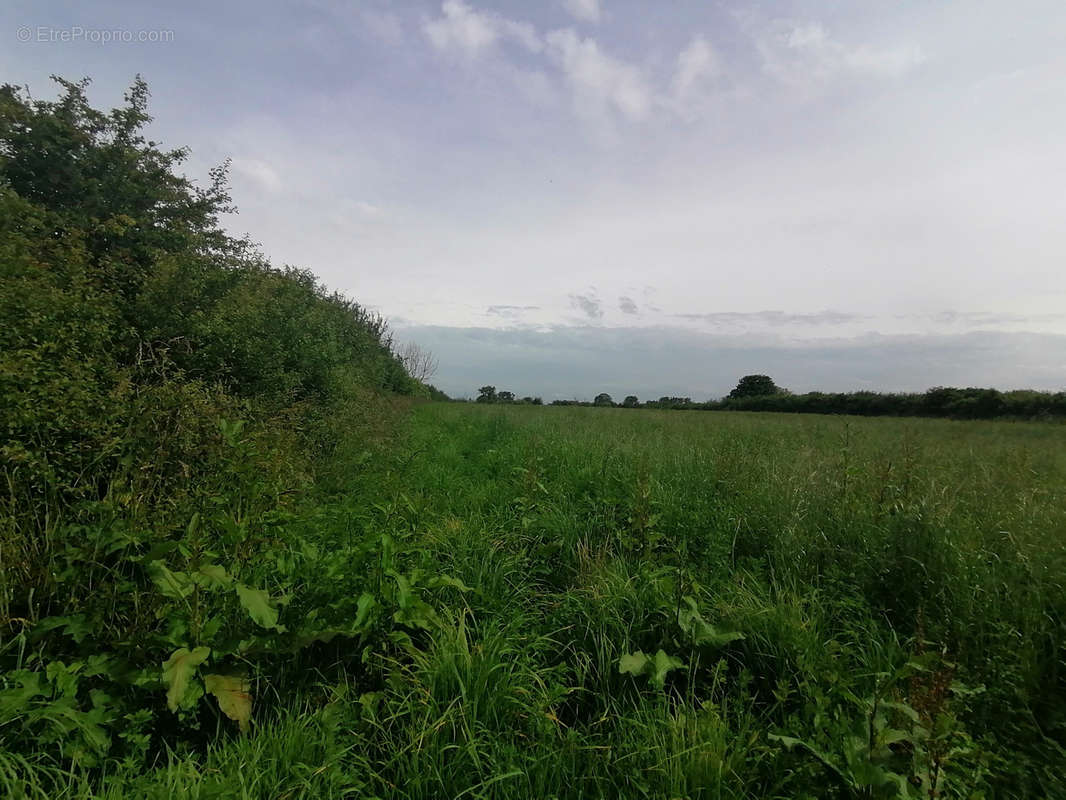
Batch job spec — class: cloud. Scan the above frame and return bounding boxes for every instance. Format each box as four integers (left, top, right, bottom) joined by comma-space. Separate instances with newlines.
487, 304, 540, 319
354, 201, 383, 216
674, 310, 865, 327
499, 19, 543, 53
545, 28, 652, 121
570, 293, 603, 320
231, 158, 282, 192
672, 35, 720, 100
419, 6, 719, 126
562, 0, 602, 24
619, 296, 638, 315
913, 311, 1066, 327
758, 20, 925, 87
423, 0, 498, 57
423, 0, 541, 58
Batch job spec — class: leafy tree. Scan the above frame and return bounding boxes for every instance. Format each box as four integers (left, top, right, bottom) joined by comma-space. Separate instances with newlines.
498, 391, 516, 403
728, 375, 783, 399
477, 385, 497, 403
594, 393, 614, 407
623, 395, 639, 408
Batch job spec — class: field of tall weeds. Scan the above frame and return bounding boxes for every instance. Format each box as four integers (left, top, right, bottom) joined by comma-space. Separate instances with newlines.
7, 401, 1063, 798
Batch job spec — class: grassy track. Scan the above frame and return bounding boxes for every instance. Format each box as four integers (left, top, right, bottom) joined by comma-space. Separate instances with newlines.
12, 404, 1066, 798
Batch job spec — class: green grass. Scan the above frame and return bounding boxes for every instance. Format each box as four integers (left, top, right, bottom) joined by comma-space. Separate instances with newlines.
7, 404, 1066, 798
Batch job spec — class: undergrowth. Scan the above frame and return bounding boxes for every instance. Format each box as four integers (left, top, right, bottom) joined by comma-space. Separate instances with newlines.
6, 403, 1064, 798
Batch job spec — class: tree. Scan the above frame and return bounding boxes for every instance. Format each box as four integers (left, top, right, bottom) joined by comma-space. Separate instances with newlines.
498, 391, 515, 403
728, 375, 782, 399
622, 395, 639, 408
397, 342, 438, 383
593, 393, 614, 407
477, 385, 496, 403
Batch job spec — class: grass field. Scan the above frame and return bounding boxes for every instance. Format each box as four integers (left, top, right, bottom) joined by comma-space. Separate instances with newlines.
7, 403, 1066, 798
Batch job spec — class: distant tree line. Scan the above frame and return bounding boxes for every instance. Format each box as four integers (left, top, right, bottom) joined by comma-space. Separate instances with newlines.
475, 386, 543, 405
462, 375, 1066, 420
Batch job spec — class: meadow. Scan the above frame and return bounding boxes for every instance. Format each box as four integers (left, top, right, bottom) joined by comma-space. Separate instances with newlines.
8, 402, 1064, 798
4, 78, 1065, 799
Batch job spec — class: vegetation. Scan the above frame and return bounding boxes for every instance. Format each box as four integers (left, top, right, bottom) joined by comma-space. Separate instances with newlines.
534, 378, 1066, 420
728, 375, 784, 399
4, 78, 1065, 798
8, 395, 1066, 797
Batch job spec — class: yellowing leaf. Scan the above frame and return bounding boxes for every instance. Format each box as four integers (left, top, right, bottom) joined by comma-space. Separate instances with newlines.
162, 646, 210, 711
618, 651, 651, 677
204, 674, 252, 732
235, 583, 281, 630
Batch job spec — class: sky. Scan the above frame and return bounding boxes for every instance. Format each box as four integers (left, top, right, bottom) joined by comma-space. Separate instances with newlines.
4, 0, 1066, 400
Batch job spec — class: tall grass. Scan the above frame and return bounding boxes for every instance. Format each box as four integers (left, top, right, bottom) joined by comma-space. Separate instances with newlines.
5, 403, 1065, 797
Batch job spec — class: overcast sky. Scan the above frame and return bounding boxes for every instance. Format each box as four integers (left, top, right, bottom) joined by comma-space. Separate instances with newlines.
5, 1, 1065, 399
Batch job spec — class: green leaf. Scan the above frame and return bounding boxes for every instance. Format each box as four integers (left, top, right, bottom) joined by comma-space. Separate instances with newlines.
193, 563, 232, 590
426, 574, 473, 592
353, 592, 376, 630
678, 596, 745, 649
648, 649, 685, 689
162, 646, 210, 711
619, 651, 651, 677
236, 583, 282, 630
619, 649, 685, 690
149, 561, 194, 599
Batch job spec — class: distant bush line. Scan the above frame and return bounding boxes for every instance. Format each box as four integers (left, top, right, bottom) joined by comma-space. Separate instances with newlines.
469, 387, 1066, 420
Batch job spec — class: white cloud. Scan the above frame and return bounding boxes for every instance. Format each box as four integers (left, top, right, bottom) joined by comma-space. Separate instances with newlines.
499, 19, 543, 53
423, 0, 542, 58
545, 28, 651, 121
562, 0, 602, 24
423, 0, 498, 57
844, 42, 926, 78
231, 158, 282, 193
355, 201, 383, 217
672, 35, 720, 100
759, 20, 925, 87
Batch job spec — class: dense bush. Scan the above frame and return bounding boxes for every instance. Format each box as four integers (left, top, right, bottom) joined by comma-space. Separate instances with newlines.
0, 77, 425, 780
0, 75, 415, 525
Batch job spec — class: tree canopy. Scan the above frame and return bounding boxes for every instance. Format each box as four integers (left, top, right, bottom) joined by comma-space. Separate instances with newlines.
728, 375, 783, 399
